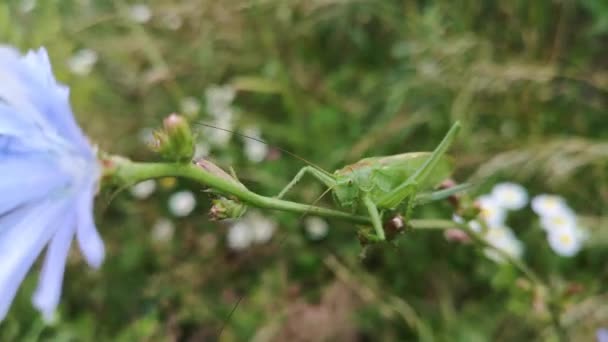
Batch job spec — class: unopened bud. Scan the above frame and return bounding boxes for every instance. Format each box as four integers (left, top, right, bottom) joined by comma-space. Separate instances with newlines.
209, 197, 247, 220
151, 114, 194, 162
195, 159, 247, 189
443, 228, 471, 244
384, 214, 406, 238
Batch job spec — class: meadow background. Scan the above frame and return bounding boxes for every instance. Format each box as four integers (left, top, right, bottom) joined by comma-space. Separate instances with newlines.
1, 0, 607, 341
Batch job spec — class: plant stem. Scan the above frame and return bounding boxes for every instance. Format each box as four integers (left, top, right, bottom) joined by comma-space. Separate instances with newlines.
110, 160, 371, 224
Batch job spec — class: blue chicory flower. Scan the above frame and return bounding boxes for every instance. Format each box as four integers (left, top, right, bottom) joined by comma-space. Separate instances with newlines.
598, 328, 608, 342
0, 46, 104, 321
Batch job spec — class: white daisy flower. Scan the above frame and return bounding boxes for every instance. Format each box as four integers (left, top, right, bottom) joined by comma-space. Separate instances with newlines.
540, 209, 577, 233
20, 0, 36, 13
531, 194, 569, 217
205, 85, 236, 118
168, 191, 196, 217
242, 126, 268, 163
246, 211, 276, 244
476, 195, 506, 228
128, 4, 152, 23
151, 218, 175, 243
490, 182, 528, 210
482, 226, 524, 263
66, 49, 98, 76
305, 217, 329, 240
205, 114, 233, 147
226, 221, 253, 251
547, 225, 585, 257
129, 180, 156, 199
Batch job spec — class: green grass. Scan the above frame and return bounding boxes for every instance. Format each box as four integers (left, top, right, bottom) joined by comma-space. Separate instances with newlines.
1, 0, 607, 340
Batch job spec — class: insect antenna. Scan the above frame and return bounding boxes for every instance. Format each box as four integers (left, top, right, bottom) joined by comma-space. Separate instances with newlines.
217, 184, 336, 339
193, 121, 333, 177
217, 295, 244, 337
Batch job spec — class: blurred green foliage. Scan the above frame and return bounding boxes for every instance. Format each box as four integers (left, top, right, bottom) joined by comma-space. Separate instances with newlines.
1, 0, 607, 341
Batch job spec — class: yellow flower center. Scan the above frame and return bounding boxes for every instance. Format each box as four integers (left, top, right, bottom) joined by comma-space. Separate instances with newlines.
559, 234, 573, 246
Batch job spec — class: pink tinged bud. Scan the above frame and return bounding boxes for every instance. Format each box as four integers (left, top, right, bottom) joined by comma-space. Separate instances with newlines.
152, 113, 194, 162
383, 214, 406, 238
390, 216, 404, 229
194, 159, 246, 189
163, 113, 185, 132
443, 228, 471, 244
209, 197, 247, 220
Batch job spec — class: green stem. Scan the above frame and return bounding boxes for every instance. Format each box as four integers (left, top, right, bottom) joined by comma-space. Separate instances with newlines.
110, 160, 370, 224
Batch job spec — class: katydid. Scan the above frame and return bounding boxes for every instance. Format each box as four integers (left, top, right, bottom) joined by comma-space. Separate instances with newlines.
195, 121, 463, 242
274, 122, 463, 242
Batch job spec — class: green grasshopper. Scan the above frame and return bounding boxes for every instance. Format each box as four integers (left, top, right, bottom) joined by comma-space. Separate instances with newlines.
274, 121, 463, 242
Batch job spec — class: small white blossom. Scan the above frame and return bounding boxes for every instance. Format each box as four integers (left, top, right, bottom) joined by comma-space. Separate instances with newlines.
20, 0, 36, 13
168, 191, 196, 217
205, 85, 236, 118
476, 195, 506, 228
180, 97, 200, 118
128, 4, 152, 23
531, 194, 569, 217
225, 211, 277, 250
482, 226, 524, 263
547, 225, 585, 257
491, 182, 528, 210
248, 211, 276, 244
227, 222, 253, 251
204, 114, 233, 147
242, 126, 268, 163
67, 49, 98, 76
305, 217, 329, 240
203, 85, 237, 147
151, 218, 175, 243
129, 180, 156, 199
540, 209, 577, 233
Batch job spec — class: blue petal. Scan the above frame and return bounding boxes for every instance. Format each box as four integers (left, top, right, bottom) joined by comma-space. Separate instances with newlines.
0, 154, 68, 215
76, 183, 104, 269
598, 329, 608, 342
32, 214, 76, 321
0, 46, 91, 155
0, 200, 66, 321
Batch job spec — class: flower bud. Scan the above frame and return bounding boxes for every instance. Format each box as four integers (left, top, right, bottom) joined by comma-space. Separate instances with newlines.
151, 114, 194, 162
384, 214, 406, 239
209, 197, 248, 220
443, 228, 471, 244
195, 159, 247, 189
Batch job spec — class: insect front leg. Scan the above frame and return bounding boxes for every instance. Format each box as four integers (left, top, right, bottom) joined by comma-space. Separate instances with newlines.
362, 194, 385, 241
276, 166, 336, 199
